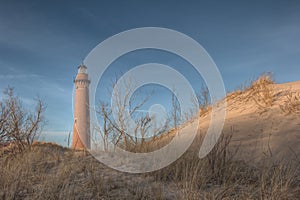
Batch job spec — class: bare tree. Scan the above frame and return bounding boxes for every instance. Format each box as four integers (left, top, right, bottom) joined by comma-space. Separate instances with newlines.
171, 89, 180, 129
197, 84, 210, 116
133, 113, 151, 147
95, 77, 151, 150
0, 101, 8, 143
0, 87, 45, 152
95, 101, 113, 151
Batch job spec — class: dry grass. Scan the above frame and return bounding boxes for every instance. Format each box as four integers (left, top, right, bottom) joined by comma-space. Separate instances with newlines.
0, 143, 167, 200
149, 130, 300, 200
248, 74, 275, 110
280, 91, 300, 115
226, 73, 275, 114
1, 137, 299, 199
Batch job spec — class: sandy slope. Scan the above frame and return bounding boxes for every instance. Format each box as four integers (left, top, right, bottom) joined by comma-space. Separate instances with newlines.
196, 80, 300, 162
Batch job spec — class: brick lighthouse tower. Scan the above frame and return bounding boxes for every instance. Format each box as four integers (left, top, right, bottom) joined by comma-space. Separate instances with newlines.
72, 64, 91, 149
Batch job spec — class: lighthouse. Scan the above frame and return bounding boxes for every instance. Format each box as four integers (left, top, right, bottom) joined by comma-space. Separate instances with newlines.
72, 64, 91, 149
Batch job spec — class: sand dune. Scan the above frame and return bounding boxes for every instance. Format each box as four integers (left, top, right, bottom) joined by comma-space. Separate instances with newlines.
196, 80, 300, 162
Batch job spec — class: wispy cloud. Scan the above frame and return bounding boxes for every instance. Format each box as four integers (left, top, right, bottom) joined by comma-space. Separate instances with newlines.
19, 96, 37, 106
41, 131, 70, 136
39, 131, 70, 146
0, 74, 41, 80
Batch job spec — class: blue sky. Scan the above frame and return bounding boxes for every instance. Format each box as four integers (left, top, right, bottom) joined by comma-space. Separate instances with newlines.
0, 0, 300, 145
